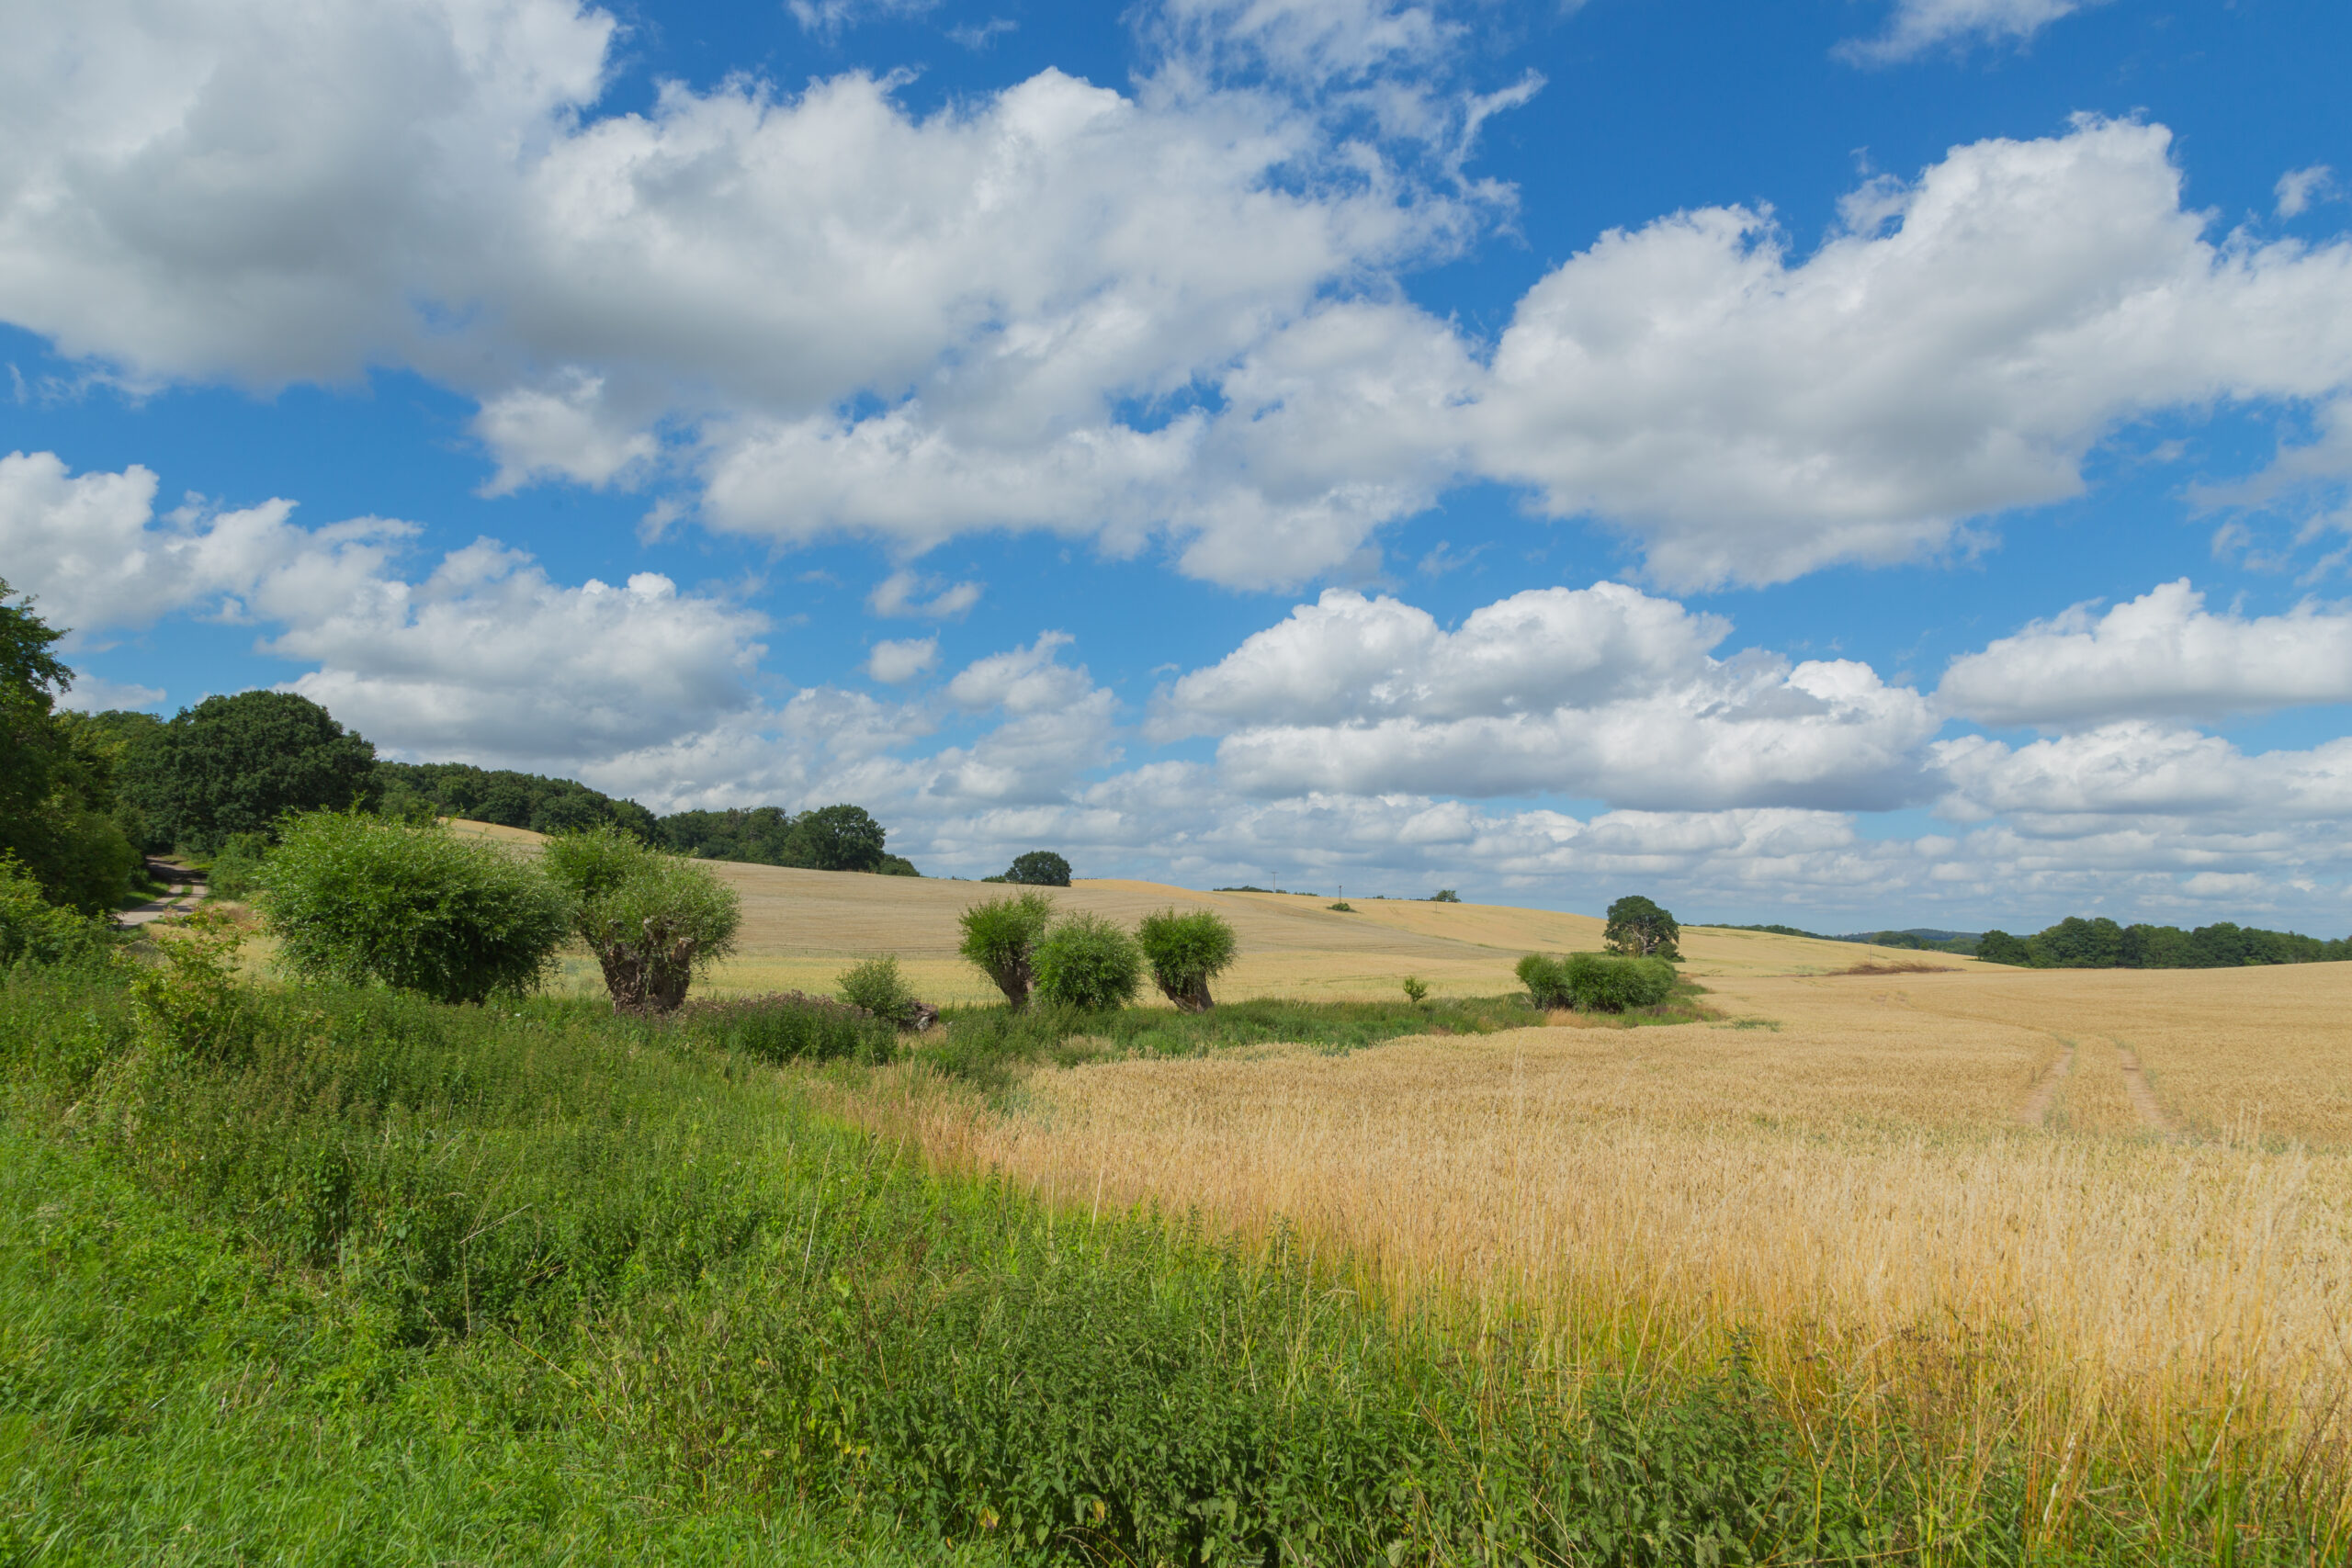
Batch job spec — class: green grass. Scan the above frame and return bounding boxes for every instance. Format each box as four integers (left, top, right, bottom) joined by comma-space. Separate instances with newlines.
0, 953, 2334, 1564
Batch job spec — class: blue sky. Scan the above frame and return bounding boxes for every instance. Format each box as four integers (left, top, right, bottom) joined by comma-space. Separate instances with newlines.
5, 0, 2352, 931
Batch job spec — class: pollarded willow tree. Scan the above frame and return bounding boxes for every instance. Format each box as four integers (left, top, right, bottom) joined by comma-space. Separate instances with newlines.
957, 890, 1055, 1010
1136, 907, 1238, 1012
543, 825, 741, 1013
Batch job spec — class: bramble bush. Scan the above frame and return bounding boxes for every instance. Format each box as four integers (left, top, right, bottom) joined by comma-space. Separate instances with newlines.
1135, 907, 1238, 1012
256, 812, 569, 1004
1033, 910, 1143, 1011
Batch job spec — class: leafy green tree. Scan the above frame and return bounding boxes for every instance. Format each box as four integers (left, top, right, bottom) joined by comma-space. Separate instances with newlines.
1429, 889, 1461, 903
957, 890, 1055, 1010
123, 691, 376, 853
0, 582, 139, 912
1034, 912, 1144, 1011
542, 826, 741, 1013
1974, 930, 2034, 966
1136, 908, 1238, 1012
1603, 895, 1681, 960
1004, 850, 1072, 886
2034, 915, 2124, 968
787, 804, 889, 872
256, 813, 570, 1005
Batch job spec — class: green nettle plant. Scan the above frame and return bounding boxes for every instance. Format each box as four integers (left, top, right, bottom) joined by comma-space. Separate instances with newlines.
835, 954, 934, 1032
1032, 911, 1144, 1012
257, 812, 569, 1005
543, 826, 741, 1013
1135, 907, 1238, 1013
956, 890, 1055, 1010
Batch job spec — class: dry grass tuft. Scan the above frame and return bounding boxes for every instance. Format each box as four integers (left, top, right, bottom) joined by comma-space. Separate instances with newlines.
1834, 955, 1962, 975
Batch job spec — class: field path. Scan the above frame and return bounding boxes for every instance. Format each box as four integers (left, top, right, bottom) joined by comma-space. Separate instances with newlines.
2111, 1041, 2181, 1137
2018, 1040, 2076, 1127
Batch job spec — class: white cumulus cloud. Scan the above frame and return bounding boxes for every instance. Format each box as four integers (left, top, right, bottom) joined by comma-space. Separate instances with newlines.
865, 636, 938, 683
1938, 581, 2352, 728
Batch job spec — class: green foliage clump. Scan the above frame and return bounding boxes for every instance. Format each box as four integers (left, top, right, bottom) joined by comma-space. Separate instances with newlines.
671, 990, 899, 1065
1002, 849, 1072, 886
1429, 888, 1461, 902
1604, 894, 1682, 960
203, 831, 270, 900
1521, 952, 1679, 1012
119, 690, 377, 855
1975, 913, 2349, 969
658, 801, 909, 874
836, 954, 929, 1030
256, 812, 570, 1005
0, 853, 115, 969
1135, 907, 1238, 1012
543, 826, 741, 1013
956, 890, 1054, 1010
1565, 951, 1679, 1011
374, 759, 660, 840
1033, 910, 1144, 1011
0, 582, 141, 912
1400, 976, 1430, 1005
1516, 953, 1573, 1010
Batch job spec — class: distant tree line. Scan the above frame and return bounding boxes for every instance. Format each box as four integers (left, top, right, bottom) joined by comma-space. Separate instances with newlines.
1976, 916, 2349, 969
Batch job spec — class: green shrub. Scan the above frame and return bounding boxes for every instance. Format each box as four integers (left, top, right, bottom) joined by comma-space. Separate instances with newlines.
128, 905, 256, 1063
1135, 907, 1238, 1012
671, 990, 899, 1066
204, 830, 269, 900
837, 954, 928, 1030
1516, 953, 1571, 1009
544, 826, 741, 1013
0, 852, 114, 968
255, 812, 568, 1004
1564, 951, 1678, 1011
1033, 911, 1143, 1011
956, 890, 1054, 1010
1401, 976, 1429, 1005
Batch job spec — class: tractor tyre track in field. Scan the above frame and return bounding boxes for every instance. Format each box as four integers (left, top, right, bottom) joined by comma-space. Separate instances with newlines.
2018, 1040, 2076, 1127
2111, 1039, 2181, 1138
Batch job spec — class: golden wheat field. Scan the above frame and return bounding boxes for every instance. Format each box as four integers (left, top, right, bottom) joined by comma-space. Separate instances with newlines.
450, 821, 2352, 1527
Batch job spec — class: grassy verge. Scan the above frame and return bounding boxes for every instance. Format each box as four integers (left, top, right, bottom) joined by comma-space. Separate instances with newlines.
920, 982, 1716, 1090
0, 951, 2331, 1562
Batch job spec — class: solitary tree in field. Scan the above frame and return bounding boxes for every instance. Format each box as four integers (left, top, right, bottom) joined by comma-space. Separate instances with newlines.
1003, 850, 1072, 886
1136, 908, 1238, 1012
1603, 895, 1681, 961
